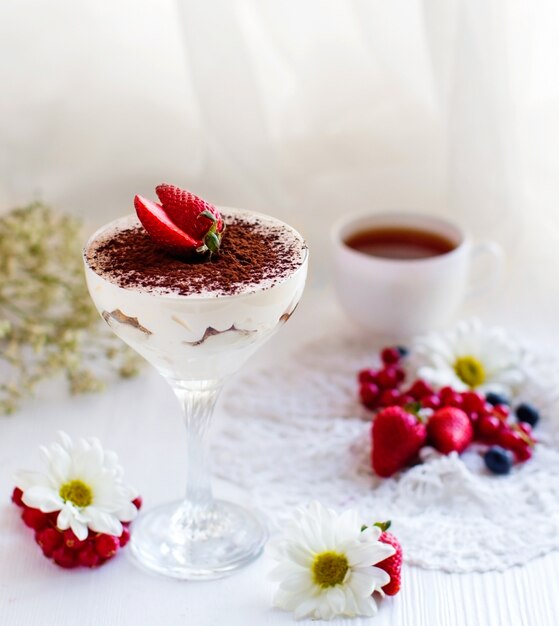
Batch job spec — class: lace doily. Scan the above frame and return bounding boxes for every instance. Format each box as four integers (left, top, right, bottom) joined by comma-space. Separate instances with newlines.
213, 332, 559, 573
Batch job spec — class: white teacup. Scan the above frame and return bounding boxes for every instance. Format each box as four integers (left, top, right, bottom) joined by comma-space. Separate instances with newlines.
331, 212, 504, 337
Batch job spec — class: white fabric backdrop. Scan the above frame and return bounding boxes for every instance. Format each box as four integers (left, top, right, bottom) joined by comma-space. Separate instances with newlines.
2, 0, 559, 333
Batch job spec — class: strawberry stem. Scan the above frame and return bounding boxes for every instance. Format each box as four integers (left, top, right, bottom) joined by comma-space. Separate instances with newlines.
374, 521, 392, 532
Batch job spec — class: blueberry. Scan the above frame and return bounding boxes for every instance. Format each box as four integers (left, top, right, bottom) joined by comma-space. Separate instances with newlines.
515, 403, 540, 428
396, 346, 409, 357
484, 446, 514, 475
485, 392, 509, 406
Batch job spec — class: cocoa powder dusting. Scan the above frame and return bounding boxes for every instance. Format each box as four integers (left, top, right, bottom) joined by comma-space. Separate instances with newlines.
87, 215, 306, 296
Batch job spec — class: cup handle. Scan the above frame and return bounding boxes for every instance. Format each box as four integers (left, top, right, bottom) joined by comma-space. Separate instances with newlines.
466, 241, 505, 298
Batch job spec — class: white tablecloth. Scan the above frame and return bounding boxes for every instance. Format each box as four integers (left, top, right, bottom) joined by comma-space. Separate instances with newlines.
1, 292, 557, 626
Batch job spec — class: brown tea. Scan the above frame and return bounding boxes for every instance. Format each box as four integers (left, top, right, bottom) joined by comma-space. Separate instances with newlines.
345, 226, 456, 260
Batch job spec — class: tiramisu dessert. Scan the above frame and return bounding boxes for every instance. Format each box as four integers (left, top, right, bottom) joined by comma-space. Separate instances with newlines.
84, 184, 308, 381
83, 184, 308, 580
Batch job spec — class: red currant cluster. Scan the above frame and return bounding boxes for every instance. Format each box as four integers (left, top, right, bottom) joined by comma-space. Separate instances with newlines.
359, 346, 539, 475
12, 487, 142, 568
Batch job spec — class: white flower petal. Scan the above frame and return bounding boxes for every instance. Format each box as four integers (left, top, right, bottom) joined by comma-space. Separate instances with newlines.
15, 470, 52, 491
69, 516, 89, 541
346, 541, 395, 567
84, 507, 123, 536
22, 486, 63, 513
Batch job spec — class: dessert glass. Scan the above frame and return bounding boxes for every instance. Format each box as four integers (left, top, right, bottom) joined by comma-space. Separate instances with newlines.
84, 210, 308, 579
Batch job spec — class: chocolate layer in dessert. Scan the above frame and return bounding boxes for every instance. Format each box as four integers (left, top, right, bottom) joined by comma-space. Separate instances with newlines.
86, 213, 307, 297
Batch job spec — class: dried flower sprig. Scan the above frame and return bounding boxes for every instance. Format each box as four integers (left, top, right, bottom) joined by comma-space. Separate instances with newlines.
0, 202, 142, 414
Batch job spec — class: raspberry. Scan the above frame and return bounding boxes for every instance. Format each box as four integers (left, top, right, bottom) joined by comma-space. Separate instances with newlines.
381, 347, 401, 365
95, 534, 120, 559
36, 527, 63, 557
22, 507, 49, 531
11, 487, 24, 507
78, 544, 101, 568
119, 526, 131, 547
63, 529, 88, 551
52, 546, 79, 569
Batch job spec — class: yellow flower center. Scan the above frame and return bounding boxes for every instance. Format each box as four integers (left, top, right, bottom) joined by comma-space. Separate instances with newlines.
312, 551, 349, 588
453, 355, 486, 388
59, 479, 93, 508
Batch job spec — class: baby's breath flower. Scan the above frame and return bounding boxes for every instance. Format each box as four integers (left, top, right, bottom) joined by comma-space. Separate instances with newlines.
0, 202, 142, 414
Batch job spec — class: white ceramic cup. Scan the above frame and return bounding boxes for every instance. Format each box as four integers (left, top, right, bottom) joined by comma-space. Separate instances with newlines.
331, 212, 504, 337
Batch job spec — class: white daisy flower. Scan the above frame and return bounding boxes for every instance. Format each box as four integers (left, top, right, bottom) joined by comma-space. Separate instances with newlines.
412, 319, 524, 396
15, 432, 138, 541
269, 501, 395, 620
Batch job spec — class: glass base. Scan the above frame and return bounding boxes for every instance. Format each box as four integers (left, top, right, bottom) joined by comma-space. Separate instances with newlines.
129, 499, 267, 580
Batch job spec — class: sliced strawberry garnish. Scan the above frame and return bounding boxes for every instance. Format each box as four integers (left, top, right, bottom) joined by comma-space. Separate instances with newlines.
134, 195, 199, 254
155, 183, 224, 240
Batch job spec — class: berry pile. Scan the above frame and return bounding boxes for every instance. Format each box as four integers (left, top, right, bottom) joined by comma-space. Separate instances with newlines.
12, 487, 142, 569
359, 347, 540, 477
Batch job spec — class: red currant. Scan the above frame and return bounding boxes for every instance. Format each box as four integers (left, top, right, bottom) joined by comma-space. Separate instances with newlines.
376, 367, 399, 389
52, 546, 79, 569
397, 394, 415, 407
119, 526, 131, 547
358, 369, 378, 384
22, 507, 49, 531
36, 527, 63, 557
461, 391, 486, 415
78, 544, 101, 568
379, 388, 401, 407
63, 529, 88, 551
514, 446, 533, 463
421, 394, 441, 410
518, 422, 533, 436
493, 404, 510, 418
498, 429, 525, 452
360, 382, 380, 408
381, 347, 401, 365
477, 415, 501, 440
11, 487, 24, 507
408, 380, 433, 400
95, 534, 120, 559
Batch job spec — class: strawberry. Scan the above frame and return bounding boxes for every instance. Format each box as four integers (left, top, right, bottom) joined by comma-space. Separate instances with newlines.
427, 407, 473, 454
155, 183, 224, 238
374, 522, 402, 596
134, 184, 224, 257
371, 406, 427, 477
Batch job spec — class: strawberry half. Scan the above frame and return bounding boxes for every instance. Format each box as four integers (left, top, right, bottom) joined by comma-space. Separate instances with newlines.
134, 184, 225, 257
371, 406, 427, 477
375, 522, 402, 596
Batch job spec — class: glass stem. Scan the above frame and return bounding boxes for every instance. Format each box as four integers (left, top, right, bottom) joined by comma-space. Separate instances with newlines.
170, 379, 223, 512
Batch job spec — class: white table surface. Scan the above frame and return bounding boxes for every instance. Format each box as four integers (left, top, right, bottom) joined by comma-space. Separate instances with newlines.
1, 290, 558, 626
